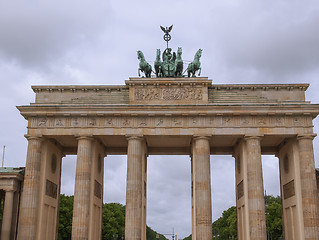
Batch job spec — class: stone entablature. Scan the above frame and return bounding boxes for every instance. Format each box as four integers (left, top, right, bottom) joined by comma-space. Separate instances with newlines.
0, 168, 24, 192
31, 78, 309, 105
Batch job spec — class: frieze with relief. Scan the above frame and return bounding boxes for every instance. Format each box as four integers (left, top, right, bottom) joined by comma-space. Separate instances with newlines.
134, 87, 202, 101
31, 115, 312, 129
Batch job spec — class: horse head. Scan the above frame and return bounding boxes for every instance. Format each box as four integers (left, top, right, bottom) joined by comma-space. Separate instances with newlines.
137, 50, 144, 61
177, 47, 182, 57
196, 49, 202, 58
156, 49, 161, 60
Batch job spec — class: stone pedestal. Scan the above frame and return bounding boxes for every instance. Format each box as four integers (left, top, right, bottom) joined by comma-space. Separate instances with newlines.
297, 135, 319, 239
125, 136, 146, 240
1, 190, 14, 240
191, 136, 212, 240
72, 136, 93, 240
17, 136, 43, 240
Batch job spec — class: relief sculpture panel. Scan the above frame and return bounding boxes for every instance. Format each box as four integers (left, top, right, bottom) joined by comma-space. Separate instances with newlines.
134, 87, 203, 101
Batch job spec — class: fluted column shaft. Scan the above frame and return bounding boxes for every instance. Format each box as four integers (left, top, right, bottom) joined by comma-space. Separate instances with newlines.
125, 136, 144, 240
245, 136, 266, 240
72, 136, 93, 240
17, 136, 43, 240
192, 136, 212, 240
297, 135, 319, 240
1, 190, 14, 240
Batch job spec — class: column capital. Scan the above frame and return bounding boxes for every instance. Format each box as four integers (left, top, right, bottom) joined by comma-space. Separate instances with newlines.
244, 134, 264, 141
126, 135, 144, 141
4, 189, 15, 193
24, 134, 44, 141
75, 135, 94, 141
297, 133, 317, 140
192, 135, 211, 141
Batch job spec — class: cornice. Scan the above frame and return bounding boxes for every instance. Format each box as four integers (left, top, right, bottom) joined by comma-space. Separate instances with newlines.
17, 103, 319, 118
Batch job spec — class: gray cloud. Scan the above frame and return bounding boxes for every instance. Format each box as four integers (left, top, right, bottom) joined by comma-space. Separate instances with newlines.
0, 0, 110, 67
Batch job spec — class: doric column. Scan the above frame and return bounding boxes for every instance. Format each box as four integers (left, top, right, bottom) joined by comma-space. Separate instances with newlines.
297, 134, 319, 239
244, 136, 266, 240
17, 135, 43, 240
1, 190, 14, 240
125, 136, 145, 240
72, 136, 93, 240
192, 136, 212, 240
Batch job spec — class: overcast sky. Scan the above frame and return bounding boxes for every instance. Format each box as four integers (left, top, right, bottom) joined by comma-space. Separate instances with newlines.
1, 0, 319, 238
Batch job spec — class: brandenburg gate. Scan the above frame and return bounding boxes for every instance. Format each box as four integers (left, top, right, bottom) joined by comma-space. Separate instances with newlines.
15, 77, 319, 240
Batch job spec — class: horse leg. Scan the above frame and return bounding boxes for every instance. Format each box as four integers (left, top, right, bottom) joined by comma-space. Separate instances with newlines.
138, 68, 141, 77
198, 67, 201, 76
146, 66, 151, 78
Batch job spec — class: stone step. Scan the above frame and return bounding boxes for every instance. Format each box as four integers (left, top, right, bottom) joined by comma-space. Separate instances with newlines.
208, 89, 274, 103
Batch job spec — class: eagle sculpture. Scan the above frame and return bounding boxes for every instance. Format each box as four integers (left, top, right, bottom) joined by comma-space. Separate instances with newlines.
160, 25, 173, 34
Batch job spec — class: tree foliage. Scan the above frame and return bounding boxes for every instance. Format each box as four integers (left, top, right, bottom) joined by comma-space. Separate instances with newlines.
212, 206, 237, 239
58, 194, 74, 240
58, 194, 167, 240
183, 195, 283, 240
265, 195, 283, 239
183, 234, 192, 240
146, 226, 167, 240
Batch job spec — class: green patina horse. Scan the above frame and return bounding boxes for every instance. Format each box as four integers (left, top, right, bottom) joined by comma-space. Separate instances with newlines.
187, 49, 202, 77
137, 50, 152, 78
174, 47, 183, 77
154, 49, 162, 78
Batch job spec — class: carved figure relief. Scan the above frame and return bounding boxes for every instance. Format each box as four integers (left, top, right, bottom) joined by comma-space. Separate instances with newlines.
134, 87, 202, 101
172, 117, 182, 126
122, 118, 131, 127
275, 117, 284, 126
31, 115, 312, 130
139, 118, 147, 127
72, 118, 80, 127
105, 118, 114, 126
241, 117, 250, 126
293, 117, 302, 125
88, 118, 96, 126
55, 119, 64, 126
156, 118, 164, 126
223, 117, 232, 126
257, 117, 266, 125
38, 118, 47, 126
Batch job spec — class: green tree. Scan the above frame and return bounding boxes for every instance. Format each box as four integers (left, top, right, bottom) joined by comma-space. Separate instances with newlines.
102, 202, 126, 240
58, 195, 167, 240
183, 234, 192, 240
58, 194, 74, 240
146, 226, 167, 240
212, 206, 237, 240
265, 195, 282, 239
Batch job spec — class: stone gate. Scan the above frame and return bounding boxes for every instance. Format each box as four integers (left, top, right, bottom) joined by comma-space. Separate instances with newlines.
16, 77, 319, 240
